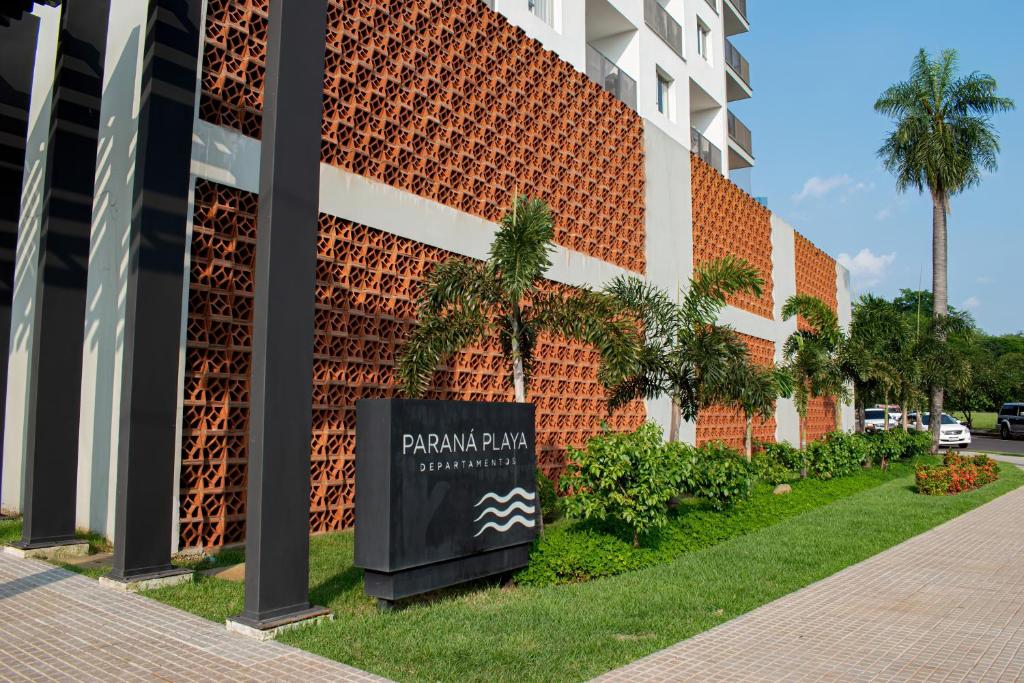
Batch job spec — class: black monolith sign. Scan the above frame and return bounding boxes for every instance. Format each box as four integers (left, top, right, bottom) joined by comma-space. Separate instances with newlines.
355, 399, 538, 604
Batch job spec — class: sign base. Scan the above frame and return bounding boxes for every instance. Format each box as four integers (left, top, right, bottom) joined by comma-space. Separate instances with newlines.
364, 543, 531, 603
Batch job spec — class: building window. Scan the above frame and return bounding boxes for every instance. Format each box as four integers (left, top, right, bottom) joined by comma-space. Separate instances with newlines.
656, 71, 672, 119
697, 21, 711, 61
529, 0, 554, 26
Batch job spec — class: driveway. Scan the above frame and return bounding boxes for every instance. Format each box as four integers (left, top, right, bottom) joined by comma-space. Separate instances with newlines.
970, 433, 1024, 456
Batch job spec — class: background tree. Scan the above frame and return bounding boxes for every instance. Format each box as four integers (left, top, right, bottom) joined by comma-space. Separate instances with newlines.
398, 195, 638, 403
847, 295, 914, 431
875, 48, 1014, 450
603, 257, 763, 442
781, 294, 849, 468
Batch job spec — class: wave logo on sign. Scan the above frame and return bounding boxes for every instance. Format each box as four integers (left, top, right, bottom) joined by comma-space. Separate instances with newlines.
472, 487, 536, 537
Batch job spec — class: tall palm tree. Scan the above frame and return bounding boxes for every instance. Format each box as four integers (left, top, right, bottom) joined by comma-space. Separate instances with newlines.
875, 48, 1014, 450
397, 195, 639, 403
603, 256, 763, 442
781, 294, 849, 463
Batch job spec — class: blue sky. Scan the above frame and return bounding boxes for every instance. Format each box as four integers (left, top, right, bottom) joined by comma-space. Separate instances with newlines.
732, 1, 1023, 334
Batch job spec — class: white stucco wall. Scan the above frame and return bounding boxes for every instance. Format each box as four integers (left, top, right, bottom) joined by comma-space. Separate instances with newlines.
836, 261, 855, 432
1, 4, 61, 514
75, 0, 148, 540
769, 214, 800, 445
643, 120, 694, 442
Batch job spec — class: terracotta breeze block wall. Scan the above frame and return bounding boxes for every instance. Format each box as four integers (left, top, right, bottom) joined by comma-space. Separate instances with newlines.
199, 0, 646, 273
793, 231, 838, 440
180, 181, 645, 549
696, 334, 777, 449
691, 154, 773, 319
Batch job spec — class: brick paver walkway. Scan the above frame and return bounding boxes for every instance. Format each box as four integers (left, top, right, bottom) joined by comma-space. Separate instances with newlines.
0, 554, 387, 682
596, 484, 1024, 682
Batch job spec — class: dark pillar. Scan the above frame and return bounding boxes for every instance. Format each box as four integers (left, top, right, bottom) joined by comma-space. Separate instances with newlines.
14, 0, 111, 550
107, 0, 201, 584
0, 14, 40, 512
229, 0, 330, 630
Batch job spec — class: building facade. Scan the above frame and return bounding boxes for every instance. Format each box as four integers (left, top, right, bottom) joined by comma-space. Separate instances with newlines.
1, 0, 852, 552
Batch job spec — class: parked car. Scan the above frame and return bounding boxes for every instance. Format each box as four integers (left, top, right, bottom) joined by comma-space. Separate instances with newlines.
863, 408, 898, 431
907, 412, 972, 449
997, 402, 1024, 440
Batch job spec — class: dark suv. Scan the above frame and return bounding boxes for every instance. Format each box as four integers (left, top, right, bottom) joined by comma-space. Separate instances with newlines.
997, 403, 1024, 440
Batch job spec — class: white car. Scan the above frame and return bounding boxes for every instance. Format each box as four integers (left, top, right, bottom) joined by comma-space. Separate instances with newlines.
908, 412, 971, 449
863, 408, 898, 431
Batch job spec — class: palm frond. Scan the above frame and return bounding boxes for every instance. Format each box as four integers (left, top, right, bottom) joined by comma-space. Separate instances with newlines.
488, 195, 554, 302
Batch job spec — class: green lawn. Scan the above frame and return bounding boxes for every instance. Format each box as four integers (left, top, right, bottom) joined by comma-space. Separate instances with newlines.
952, 411, 997, 430
135, 462, 1024, 682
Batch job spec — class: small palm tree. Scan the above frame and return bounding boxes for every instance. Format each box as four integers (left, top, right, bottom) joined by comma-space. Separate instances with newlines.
875, 48, 1014, 450
781, 294, 849, 466
848, 295, 912, 432
722, 359, 793, 460
397, 195, 638, 403
603, 257, 763, 442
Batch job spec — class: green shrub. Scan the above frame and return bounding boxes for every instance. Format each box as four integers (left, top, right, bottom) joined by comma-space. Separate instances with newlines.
751, 454, 794, 485
686, 442, 754, 509
536, 469, 561, 523
807, 432, 868, 479
760, 442, 803, 472
560, 423, 683, 546
862, 429, 904, 466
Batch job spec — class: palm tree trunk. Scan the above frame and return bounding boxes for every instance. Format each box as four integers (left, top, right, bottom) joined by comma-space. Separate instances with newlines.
509, 307, 527, 404
930, 191, 948, 454
855, 396, 865, 434
744, 415, 753, 461
669, 399, 681, 443
901, 402, 909, 432
798, 414, 807, 478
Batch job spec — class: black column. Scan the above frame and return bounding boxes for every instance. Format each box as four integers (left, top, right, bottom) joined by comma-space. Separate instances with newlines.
15, 0, 111, 550
107, 0, 201, 583
230, 0, 329, 630
0, 14, 40, 511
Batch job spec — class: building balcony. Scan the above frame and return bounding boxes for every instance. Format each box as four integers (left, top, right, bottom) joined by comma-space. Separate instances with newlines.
727, 110, 754, 168
723, 0, 749, 35
703, 0, 719, 14
586, 44, 637, 110
691, 128, 723, 172
643, 0, 683, 59
724, 38, 751, 101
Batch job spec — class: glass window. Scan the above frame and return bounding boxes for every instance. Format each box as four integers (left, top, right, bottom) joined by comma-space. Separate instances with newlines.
696, 22, 710, 60
864, 409, 883, 420
656, 72, 671, 116
529, 0, 554, 26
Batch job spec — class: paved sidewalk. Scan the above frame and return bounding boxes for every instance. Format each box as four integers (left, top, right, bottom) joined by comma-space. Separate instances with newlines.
0, 553, 387, 682
596, 483, 1024, 682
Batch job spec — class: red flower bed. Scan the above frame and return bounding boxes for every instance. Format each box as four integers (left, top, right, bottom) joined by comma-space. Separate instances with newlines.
915, 453, 999, 495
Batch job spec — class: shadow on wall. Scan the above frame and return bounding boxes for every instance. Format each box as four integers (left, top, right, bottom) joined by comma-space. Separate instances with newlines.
78, 23, 140, 536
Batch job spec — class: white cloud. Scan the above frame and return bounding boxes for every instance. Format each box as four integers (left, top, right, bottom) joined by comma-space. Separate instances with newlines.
977, 275, 994, 285
875, 208, 892, 221
837, 248, 897, 289
793, 175, 852, 202
961, 296, 981, 310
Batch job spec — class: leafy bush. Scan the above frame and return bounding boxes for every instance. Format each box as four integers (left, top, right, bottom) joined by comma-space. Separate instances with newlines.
686, 442, 754, 509
560, 423, 683, 546
760, 442, 803, 472
751, 455, 794, 486
807, 432, 869, 479
916, 453, 1000, 495
536, 469, 561, 523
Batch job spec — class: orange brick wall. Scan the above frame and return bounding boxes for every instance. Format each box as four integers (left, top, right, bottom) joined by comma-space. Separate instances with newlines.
691, 154, 773, 319
199, 0, 646, 273
696, 334, 777, 449
180, 181, 645, 549
804, 396, 837, 444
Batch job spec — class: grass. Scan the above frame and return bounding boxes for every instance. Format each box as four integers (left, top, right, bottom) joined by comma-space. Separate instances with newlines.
952, 411, 997, 431
518, 459, 928, 585
136, 462, 1024, 682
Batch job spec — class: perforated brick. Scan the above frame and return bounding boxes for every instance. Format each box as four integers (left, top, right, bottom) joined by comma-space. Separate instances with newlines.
696, 334, 777, 449
690, 154, 773, 319
180, 181, 645, 549
199, 0, 646, 273
794, 230, 838, 330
